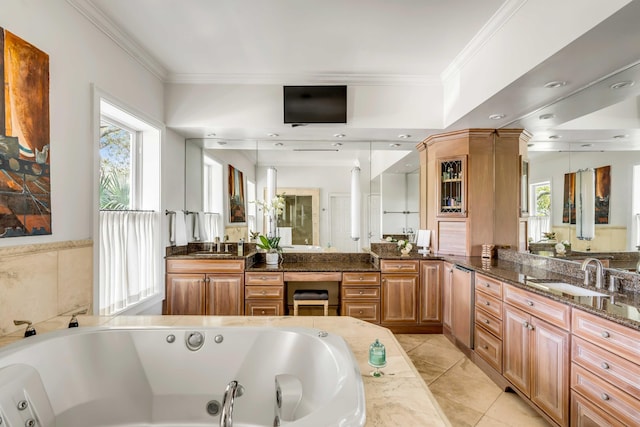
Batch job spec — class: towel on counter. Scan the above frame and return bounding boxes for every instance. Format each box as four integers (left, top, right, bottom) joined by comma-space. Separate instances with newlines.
192, 212, 201, 241
173, 211, 188, 246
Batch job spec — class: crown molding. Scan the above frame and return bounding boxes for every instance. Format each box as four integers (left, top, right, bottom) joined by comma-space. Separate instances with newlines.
166, 72, 441, 86
66, 0, 168, 81
441, 0, 528, 83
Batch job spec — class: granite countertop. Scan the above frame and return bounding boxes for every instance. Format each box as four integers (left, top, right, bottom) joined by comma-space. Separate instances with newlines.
447, 256, 640, 332
0, 316, 451, 427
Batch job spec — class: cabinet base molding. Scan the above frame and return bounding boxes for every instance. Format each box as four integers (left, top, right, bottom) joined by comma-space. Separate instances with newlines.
384, 324, 442, 334
471, 352, 510, 391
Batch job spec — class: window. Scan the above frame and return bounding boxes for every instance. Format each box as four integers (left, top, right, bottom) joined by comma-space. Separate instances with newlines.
529, 181, 551, 242
98, 97, 162, 315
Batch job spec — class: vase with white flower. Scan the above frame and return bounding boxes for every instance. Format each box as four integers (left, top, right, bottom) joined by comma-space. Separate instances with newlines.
256, 235, 282, 265
253, 194, 286, 238
397, 239, 413, 256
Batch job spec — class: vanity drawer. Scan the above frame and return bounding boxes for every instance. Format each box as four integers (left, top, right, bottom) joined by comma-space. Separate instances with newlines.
572, 309, 640, 363
342, 272, 380, 286
503, 284, 570, 330
244, 272, 284, 286
475, 326, 502, 372
475, 309, 502, 338
245, 285, 284, 299
341, 286, 380, 299
572, 363, 640, 427
380, 260, 419, 274
475, 273, 503, 299
475, 291, 502, 319
572, 336, 640, 397
167, 258, 245, 274
245, 301, 284, 316
341, 302, 380, 323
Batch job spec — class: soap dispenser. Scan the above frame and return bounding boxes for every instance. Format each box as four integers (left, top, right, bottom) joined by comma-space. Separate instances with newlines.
238, 238, 244, 256
368, 338, 386, 377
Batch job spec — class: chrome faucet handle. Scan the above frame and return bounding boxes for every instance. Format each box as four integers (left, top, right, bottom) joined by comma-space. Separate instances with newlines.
14, 320, 36, 337
608, 275, 622, 293
69, 308, 88, 328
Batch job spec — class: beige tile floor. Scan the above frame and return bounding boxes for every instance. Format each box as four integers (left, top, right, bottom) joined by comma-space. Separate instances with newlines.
396, 334, 552, 427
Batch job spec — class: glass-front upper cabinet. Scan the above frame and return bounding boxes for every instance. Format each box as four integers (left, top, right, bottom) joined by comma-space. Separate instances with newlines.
437, 156, 467, 217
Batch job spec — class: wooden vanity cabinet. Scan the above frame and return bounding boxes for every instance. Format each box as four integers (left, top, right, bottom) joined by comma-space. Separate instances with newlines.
474, 273, 503, 373
341, 272, 381, 323
570, 309, 640, 426
165, 259, 245, 315
419, 260, 442, 323
244, 272, 285, 316
381, 260, 419, 325
503, 284, 570, 427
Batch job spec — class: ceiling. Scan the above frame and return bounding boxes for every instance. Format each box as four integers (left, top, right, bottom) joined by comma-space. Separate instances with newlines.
71, 0, 640, 159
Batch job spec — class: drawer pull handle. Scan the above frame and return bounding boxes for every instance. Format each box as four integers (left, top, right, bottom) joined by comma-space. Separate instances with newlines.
601, 331, 610, 338
527, 301, 534, 307
261, 310, 266, 315
601, 362, 610, 370
261, 291, 266, 295
359, 291, 364, 295
601, 393, 610, 401
523, 321, 529, 328
484, 319, 490, 324
482, 345, 488, 350
359, 277, 364, 281
359, 310, 364, 314
485, 283, 491, 288
485, 301, 491, 306
261, 276, 267, 280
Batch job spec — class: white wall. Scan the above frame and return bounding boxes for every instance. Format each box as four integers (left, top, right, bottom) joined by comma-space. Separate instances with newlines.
0, 1, 173, 248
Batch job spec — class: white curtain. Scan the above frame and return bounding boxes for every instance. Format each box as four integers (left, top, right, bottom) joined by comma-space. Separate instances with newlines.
529, 215, 551, 242
100, 211, 160, 315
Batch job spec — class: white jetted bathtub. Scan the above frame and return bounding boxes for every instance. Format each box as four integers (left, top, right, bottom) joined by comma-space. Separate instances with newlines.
0, 326, 365, 427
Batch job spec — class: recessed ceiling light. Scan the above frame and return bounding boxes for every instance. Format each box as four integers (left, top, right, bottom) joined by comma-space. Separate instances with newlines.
488, 113, 506, 120
267, 133, 279, 138
610, 81, 635, 90
274, 142, 284, 147
333, 133, 346, 138
612, 134, 628, 139
539, 113, 555, 120
581, 143, 593, 147
548, 134, 561, 139
207, 133, 216, 137
389, 143, 401, 148
398, 134, 411, 139
332, 142, 343, 147
544, 81, 567, 89
217, 141, 227, 146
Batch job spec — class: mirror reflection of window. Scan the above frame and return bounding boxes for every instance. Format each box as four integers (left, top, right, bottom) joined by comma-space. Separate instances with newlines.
529, 181, 551, 242
247, 179, 256, 239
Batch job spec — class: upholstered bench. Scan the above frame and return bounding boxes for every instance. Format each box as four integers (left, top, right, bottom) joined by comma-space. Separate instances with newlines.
293, 289, 329, 316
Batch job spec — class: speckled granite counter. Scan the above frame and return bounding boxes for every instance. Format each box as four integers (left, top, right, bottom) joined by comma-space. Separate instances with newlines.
0, 315, 451, 426
445, 254, 640, 332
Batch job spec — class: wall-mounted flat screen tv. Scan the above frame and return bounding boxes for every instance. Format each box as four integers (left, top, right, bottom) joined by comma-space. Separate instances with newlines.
283, 85, 347, 124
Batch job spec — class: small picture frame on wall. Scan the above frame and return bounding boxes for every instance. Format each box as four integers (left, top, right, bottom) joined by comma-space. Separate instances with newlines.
228, 164, 246, 223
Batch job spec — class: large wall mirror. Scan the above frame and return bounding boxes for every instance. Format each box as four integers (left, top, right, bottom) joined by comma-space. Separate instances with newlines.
511, 62, 640, 255
184, 138, 419, 252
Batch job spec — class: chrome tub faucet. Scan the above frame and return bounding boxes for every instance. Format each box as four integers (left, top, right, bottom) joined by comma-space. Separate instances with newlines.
220, 380, 244, 427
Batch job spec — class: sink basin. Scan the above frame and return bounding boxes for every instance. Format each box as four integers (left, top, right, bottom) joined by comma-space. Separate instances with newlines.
189, 252, 234, 257
526, 281, 609, 297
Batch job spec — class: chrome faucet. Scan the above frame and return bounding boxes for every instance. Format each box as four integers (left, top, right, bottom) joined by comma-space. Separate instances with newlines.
220, 380, 244, 427
581, 258, 605, 289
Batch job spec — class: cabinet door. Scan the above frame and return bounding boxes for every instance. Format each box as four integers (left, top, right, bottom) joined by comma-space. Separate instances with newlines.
503, 304, 531, 396
451, 266, 473, 348
442, 262, 453, 329
165, 274, 205, 315
437, 155, 467, 217
381, 274, 419, 323
420, 261, 442, 323
531, 317, 570, 426
205, 274, 244, 315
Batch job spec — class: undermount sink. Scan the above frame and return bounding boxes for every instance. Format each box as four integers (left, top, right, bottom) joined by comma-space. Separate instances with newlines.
189, 252, 234, 257
526, 281, 609, 297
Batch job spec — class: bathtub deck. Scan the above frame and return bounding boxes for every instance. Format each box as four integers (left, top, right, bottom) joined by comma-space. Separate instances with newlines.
0, 315, 451, 426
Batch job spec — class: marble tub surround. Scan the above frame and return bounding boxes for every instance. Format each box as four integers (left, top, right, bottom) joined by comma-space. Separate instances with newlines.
0, 240, 93, 336
0, 315, 452, 426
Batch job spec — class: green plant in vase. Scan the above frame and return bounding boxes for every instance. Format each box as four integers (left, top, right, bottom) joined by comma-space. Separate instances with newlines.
256, 235, 282, 265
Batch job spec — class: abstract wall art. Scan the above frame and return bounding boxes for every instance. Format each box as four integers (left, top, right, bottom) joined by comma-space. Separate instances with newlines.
0, 28, 51, 238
